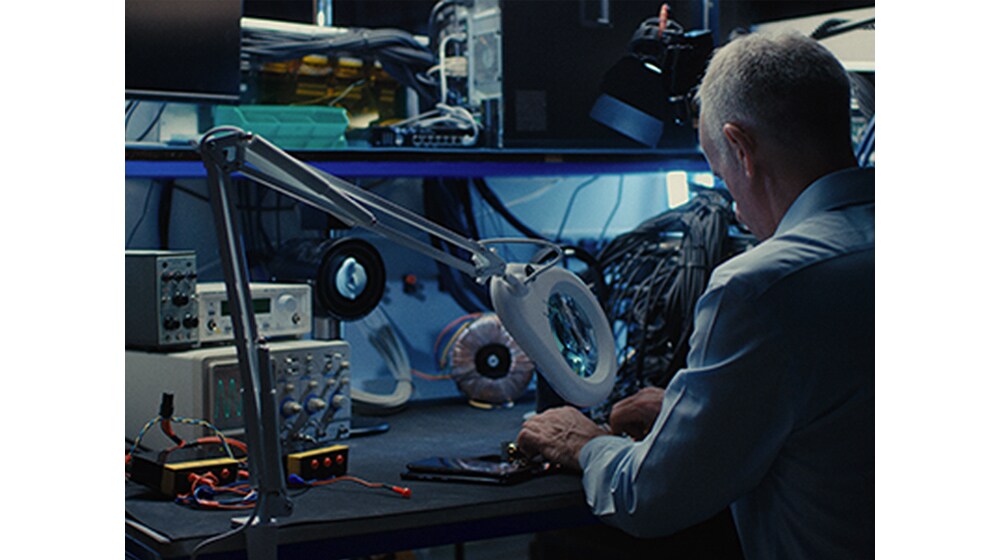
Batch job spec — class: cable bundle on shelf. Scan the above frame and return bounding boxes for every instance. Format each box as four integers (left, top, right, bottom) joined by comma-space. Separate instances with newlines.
241, 17, 438, 104
590, 190, 741, 423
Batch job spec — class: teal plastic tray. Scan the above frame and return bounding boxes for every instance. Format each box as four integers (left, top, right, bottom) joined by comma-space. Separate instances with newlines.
214, 105, 349, 149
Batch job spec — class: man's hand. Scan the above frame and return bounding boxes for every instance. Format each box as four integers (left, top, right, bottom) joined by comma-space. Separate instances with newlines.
516, 406, 610, 471
609, 387, 665, 440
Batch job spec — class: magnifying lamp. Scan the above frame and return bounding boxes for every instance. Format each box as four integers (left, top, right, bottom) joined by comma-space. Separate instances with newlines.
198, 126, 616, 409
197, 127, 616, 555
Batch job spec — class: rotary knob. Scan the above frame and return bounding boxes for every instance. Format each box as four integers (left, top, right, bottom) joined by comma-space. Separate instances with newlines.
282, 401, 303, 416
277, 293, 298, 314
306, 397, 326, 413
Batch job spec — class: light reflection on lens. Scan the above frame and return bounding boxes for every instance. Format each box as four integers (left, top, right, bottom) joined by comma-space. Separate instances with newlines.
547, 292, 598, 378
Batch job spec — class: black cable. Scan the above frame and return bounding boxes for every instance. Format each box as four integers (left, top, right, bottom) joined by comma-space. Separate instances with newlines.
555, 176, 600, 242
428, 0, 459, 49
423, 178, 489, 312
255, 183, 276, 255
189, 500, 260, 560
811, 17, 874, 41
561, 245, 609, 307
590, 190, 738, 423
126, 181, 158, 248
133, 102, 167, 142
471, 178, 548, 240
125, 100, 139, 130
157, 180, 174, 249
597, 176, 625, 243
242, 26, 438, 103
274, 189, 282, 249
171, 183, 210, 203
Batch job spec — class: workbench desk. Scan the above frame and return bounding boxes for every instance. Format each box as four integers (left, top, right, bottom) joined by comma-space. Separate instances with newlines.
125, 399, 597, 559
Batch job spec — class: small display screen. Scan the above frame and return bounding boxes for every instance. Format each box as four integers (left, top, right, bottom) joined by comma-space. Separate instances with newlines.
221, 298, 271, 316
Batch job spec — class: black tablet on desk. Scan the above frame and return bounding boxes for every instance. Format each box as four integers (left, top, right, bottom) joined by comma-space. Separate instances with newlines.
402, 454, 554, 485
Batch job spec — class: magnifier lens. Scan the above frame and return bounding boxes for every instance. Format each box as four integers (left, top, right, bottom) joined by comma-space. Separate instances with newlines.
547, 292, 599, 379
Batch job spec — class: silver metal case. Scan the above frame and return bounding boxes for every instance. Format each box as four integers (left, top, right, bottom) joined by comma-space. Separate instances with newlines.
125, 250, 199, 350
197, 282, 312, 344
468, 0, 503, 105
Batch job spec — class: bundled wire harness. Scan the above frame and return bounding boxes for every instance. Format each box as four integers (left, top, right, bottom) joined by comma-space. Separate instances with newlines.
242, 15, 480, 146
590, 190, 742, 423
351, 306, 414, 414
241, 17, 438, 104
126, 398, 408, 510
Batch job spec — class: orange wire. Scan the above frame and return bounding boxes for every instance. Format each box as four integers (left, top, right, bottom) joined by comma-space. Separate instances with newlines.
433, 313, 482, 361
412, 369, 452, 381
304, 475, 411, 498
438, 321, 476, 369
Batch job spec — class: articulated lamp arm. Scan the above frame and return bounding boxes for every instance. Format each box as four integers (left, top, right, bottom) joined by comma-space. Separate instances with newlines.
198, 127, 616, 408
199, 127, 507, 281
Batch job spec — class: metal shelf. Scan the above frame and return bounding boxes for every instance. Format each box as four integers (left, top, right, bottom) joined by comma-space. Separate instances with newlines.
125, 144, 709, 178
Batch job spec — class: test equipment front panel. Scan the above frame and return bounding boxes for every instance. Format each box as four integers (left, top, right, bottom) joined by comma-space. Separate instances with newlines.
126, 339, 351, 452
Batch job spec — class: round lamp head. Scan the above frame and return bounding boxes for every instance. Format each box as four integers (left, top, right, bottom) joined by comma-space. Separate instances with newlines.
490, 264, 615, 407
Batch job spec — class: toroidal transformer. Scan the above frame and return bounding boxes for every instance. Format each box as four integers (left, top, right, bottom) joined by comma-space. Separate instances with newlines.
446, 314, 535, 406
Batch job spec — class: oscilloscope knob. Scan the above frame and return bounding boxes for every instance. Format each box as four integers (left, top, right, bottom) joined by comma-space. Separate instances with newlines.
306, 397, 326, 413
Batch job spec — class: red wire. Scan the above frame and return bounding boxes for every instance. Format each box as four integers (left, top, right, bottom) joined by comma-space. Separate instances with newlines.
178, 470, 256, 510
302, 475, 411, 498
160, 418, 185, 446
433, 313, 482, 362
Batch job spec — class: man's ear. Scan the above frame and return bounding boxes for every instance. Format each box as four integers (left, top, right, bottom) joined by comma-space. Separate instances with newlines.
722, 123, 755, 178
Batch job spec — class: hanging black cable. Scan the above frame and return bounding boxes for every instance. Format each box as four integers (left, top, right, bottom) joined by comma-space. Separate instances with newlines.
590, 190, 741, 423
423, 178, 490, 312
157, 179, 175, 250
126, 181, 158, 248
470, 178, 548, 240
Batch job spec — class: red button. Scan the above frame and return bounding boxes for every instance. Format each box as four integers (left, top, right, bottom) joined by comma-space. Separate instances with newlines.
323, 457, 333, 468
336, 454, 345, 464
310, 459, 320, 470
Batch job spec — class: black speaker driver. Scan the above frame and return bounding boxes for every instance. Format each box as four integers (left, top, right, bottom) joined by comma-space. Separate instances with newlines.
316, 238, 385, 321
271, 238, 386, 322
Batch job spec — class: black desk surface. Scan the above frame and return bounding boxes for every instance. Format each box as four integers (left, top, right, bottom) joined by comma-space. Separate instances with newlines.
126, 399, 597, 559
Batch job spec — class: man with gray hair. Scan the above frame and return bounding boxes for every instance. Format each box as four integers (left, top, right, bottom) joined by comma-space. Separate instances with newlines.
518, 31, 874, 559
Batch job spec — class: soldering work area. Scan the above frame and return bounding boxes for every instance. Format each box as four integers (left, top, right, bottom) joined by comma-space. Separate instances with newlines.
125, 2, 875, 559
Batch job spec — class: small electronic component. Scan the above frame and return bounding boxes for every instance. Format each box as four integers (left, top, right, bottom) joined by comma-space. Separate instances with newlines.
125, 250, 199, 350
444, 313, 534, 406
284, 444, 349, 480
129, 447, 242, 497
196, 282, 312, 344
368, 125, 477, 148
